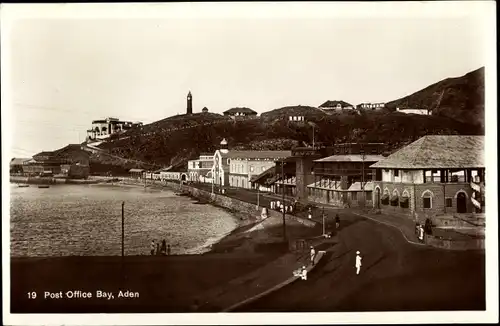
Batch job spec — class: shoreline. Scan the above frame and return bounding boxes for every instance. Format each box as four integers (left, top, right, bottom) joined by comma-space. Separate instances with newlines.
10, 179, 259, 259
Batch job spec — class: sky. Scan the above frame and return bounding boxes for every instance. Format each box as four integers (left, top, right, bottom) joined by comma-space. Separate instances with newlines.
2, 2, 492, 158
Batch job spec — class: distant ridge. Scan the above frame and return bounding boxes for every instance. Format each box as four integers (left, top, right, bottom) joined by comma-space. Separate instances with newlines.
386, 67, 484, 128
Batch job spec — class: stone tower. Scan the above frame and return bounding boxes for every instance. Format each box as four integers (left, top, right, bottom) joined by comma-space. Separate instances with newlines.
187, 91, 193, 115
220, 138, 229, 154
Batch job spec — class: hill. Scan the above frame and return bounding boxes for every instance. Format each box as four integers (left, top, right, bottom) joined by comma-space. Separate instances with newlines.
86, 68, 485, 171
385, 67, 485, 129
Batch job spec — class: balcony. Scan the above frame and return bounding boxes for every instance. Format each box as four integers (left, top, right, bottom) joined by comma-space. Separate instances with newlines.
313, 168, 374, 176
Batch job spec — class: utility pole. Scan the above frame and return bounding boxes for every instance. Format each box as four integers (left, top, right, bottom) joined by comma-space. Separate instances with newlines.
257, 186, 260, 210
282, 160, 287, 241
322, 206, 325, 236
121, 201, 125, 257
361, 151, 366, 207
312, 124, 315, 150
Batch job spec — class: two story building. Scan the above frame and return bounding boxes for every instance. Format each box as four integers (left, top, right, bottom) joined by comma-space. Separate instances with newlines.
309, 153, 385, 207
370, 135, 485, 221
188, 153, 215, 183
228, 150, 292, 189
87, 117, 143, 140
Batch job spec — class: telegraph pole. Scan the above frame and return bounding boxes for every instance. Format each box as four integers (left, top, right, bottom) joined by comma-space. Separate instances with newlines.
121, 201, 125, 257
282, 160, 287, 241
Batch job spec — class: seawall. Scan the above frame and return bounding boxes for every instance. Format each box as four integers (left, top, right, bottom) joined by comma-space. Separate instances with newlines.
163, 181, 318, 228
10, 176, 102, 185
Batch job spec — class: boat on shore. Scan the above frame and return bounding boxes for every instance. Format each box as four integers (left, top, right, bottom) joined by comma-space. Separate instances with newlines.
18, 184, 30, 188
38, 185, 50, 189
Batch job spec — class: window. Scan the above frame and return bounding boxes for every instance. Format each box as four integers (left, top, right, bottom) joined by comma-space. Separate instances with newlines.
261, 166, 266, 172
446, 198, 452, 207
352, 192, 357, 201
394, 169, 399, 177
250, 166, 254, 172
423, 197, 431, 209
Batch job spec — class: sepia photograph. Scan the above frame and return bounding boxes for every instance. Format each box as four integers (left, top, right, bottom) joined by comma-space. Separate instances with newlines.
2, 2, 497, 325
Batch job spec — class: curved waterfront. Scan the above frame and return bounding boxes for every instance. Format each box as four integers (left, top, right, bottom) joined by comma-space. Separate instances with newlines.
10, 184, 239, 257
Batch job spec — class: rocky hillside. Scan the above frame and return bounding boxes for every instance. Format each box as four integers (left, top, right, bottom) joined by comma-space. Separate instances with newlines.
386, 67, 485, 129
91, 68, 485, 170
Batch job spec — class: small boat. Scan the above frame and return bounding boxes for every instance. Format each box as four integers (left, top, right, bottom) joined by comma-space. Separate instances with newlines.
38, 185, 50, 188
18, 184, 30, 188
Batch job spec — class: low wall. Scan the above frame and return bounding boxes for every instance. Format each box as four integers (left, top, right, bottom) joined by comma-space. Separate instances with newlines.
433, 215, 486, 228
164, 182, 317, 228
425, 235, 485, 251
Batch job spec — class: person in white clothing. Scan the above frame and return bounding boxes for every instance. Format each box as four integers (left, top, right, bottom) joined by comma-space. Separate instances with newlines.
301, 266, 307, 280
419, 225, 425, 243
355, 251, 362, 275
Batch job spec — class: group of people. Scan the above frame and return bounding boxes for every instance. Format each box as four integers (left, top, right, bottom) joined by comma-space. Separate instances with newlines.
296, 245, 363, 280
269, 200, 294, 214
150, 239, 171, 256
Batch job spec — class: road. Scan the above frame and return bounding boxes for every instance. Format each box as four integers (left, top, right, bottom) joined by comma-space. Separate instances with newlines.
240, 211, 485, 312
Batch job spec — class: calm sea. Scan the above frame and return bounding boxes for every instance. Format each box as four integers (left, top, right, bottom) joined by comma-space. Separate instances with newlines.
9, 184, 239, 257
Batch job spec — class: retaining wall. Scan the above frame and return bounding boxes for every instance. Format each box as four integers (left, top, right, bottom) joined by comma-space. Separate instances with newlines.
164, 181, 318, 228
425, 235, 485, 250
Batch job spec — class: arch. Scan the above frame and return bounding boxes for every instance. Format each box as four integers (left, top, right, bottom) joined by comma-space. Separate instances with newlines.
421, 189, 435, 198
374, 185, 382, 193
402, 189, 410, 198
383, 187, 390, 195
181, 173, 187, 181
456, 192, 467, 213
392, 188, 400, 197
454, 189, 469, 199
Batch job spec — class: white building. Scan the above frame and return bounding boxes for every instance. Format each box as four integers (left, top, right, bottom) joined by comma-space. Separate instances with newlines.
396, 107, 432, 115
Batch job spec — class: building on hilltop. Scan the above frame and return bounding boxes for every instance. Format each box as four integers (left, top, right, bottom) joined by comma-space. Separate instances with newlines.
370, 135, 485, 220
202, 107, 209, 113
187, 91, 193, 115
356, 102, 386, 111
223, 107, 258, 119
396, 107, 432, 116
319, 100, 354, 112
87, 117, 143, 141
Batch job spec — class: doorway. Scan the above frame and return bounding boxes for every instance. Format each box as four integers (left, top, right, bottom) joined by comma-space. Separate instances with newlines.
375, 188, 381, 209
457, 192, 467, 213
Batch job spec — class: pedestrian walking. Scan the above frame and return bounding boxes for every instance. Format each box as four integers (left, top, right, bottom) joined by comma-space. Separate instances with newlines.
310, 246, 316, 266
335, 214, 340, 229
415, 222, 420, 236
270, 201, 274, 210
308, 207, 312, 220
289, 205, 293, 213
167, 244, 171, 255
285, 205, 288, 213
160, 239, 167, 255
276, 200, 281, 211
150, 240, 155, 255
156, 243, 160, 255
355, 251, 362, 275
